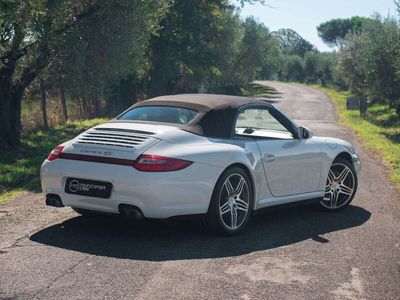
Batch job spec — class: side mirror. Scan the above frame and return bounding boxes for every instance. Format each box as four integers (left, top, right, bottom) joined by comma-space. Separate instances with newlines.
298, 126, 313, 139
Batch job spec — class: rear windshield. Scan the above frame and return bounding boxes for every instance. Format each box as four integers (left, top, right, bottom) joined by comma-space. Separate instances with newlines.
118, 106, 198, 125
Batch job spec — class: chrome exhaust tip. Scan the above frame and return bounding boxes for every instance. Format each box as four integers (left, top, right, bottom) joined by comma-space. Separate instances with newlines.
119, 204, 144, 221
45, 194, 64, 207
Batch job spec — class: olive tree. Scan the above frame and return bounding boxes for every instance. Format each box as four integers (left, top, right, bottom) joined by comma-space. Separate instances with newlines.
0, 0, 170, 148
338, 16, 400, 117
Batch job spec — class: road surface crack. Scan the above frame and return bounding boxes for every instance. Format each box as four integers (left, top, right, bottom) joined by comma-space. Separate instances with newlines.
31, 255, 90, 299
0, 215, 71, 253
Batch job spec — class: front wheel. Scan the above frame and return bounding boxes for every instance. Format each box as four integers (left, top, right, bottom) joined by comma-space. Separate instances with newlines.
320, 157, 358, 210
205, 167, 253, 235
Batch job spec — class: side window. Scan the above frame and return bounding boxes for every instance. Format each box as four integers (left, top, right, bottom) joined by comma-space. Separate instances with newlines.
235, 108, 293, 139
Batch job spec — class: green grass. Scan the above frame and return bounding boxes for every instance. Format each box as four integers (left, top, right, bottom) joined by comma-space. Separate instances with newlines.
314, 86, 400, 186
0, 118, 108, 202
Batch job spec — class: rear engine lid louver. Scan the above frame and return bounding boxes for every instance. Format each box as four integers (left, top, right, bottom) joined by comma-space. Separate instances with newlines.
75, 127, 155, 149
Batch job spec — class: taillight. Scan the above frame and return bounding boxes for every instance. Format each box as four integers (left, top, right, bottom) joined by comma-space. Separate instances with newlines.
47, 145, 64, 161
133, 154, 192, 172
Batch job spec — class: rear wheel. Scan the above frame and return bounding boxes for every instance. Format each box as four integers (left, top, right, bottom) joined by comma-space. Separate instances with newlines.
205, 167, 253, 235
320, 157, 357, 211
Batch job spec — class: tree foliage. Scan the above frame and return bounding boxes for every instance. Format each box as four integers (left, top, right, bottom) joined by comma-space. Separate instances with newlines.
317, 16, 372, 47
149, 0, 235, 96
5, 0, 400, 148
0, 0, 171, 147
220, 17, 280, 92
0, 0, 275, 147
273, 28, 315, 57
149, 1, 277, 96
283, 55, 305, 82
338, 16, 400, 116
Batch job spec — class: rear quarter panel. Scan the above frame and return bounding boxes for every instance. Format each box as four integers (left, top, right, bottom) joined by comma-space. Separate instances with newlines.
145, 138, 269, 209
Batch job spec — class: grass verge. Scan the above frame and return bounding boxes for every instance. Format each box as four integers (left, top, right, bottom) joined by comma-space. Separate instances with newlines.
315, 86, 400, 186
0, 118, 108, 203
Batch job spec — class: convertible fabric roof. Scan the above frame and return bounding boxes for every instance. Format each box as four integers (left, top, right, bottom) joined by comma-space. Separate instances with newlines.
134, 94, 268, 112
117, 94, 272, 138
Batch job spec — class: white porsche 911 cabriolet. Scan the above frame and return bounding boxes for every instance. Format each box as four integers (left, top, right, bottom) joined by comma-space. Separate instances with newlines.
41, 94, 360, 235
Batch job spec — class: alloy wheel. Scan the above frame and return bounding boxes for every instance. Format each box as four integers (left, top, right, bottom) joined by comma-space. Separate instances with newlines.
321, 162, 355, 209
218, 173, 250, 230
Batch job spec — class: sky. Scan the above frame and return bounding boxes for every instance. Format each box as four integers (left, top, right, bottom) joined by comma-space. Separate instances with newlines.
238, 0, 398, 52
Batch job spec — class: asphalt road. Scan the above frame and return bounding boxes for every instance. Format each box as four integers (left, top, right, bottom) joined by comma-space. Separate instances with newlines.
1, 82, 399, 300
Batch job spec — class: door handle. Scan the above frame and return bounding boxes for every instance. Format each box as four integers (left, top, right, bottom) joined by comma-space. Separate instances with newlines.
264, 154, 275, 162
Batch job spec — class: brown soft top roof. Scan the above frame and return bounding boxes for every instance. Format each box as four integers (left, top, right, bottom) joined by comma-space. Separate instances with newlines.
116, 94, 274, 138
133, 93, 269, 112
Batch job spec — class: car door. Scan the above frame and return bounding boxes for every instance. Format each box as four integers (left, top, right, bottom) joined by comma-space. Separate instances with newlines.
235, 105, 322, 197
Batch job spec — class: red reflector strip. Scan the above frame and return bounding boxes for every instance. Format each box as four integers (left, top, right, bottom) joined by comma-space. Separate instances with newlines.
59, 153, 134, 166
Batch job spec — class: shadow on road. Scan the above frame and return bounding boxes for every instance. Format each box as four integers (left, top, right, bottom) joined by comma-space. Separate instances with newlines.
30, 205, 370, 261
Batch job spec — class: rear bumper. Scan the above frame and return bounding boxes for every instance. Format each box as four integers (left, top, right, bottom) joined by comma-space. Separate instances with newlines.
40, 159, 223, 218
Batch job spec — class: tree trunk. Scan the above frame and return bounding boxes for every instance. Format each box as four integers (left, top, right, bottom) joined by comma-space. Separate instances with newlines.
0, 2, 103, 148
0, 65, 20, 148
82, 96, 92, 117
0, 46, 49, 147
0, 82, 24, 149
40, 78, 49, 130
92, 96, 100, 117
149, 39, 169, 97
10, 86, 22, 139
60, 88, 68, 121
0, 80, 14, 149
359, 95, 368, 119
79, 98, 84, 118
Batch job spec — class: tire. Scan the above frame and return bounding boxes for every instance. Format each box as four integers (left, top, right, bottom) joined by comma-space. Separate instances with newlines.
319, 157, 358, 211
205, 166, 253, 235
